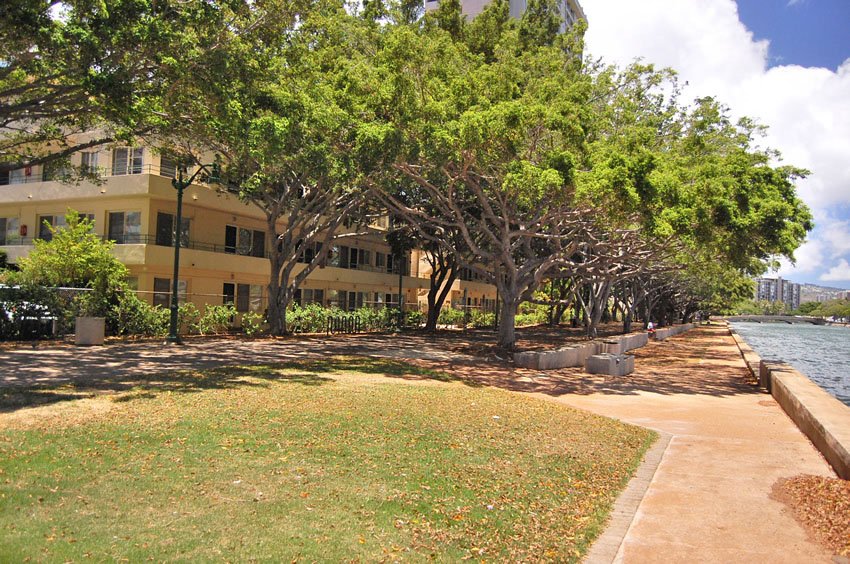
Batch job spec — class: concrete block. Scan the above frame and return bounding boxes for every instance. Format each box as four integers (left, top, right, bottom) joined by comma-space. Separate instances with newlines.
623, 332, 648, 351
538, 348, 569, 370
514, 351, 540, 369
654, 323, 697, 341
601, 339, 623, 355
75, 316, 105, 346
576, 342, 600, 365
585, 353, 635, 376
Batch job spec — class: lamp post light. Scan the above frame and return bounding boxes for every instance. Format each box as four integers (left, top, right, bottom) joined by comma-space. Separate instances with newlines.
167, 161, 220, 344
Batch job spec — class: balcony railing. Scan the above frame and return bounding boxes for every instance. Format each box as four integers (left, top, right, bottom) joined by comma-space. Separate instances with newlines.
0, 163, 204, 186
1, 235, 412, 275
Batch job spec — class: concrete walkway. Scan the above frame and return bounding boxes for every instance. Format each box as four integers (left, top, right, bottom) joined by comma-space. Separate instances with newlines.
0, 326, 838, 562
553, 325, 836, 563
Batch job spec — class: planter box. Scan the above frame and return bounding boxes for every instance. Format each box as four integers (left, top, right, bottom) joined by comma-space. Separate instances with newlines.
75, 317, 105, 346
585, 353, 634, 376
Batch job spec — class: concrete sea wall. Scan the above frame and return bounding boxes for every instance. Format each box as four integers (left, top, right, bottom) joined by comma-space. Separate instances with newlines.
730, 327, 850, 480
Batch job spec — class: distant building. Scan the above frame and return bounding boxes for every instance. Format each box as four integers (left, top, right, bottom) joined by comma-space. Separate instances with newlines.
425, 0, 586, 33
755, 277, 801, 311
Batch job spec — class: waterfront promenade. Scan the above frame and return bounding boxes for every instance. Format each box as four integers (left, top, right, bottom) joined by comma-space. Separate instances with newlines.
558, 325, 837, 563
0, 325, 839, 562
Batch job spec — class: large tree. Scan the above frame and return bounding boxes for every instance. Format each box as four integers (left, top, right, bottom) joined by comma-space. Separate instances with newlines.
367, 17, 613, 348
167, 0, 377, 335
0, 0, 266, 174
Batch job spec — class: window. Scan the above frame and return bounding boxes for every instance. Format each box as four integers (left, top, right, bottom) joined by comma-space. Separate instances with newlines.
224, 225, 265, 258
0, 217, 20, 245
375, 252, 387, 270
224, 283, 262, 313
387, 252, 411, 275
295, 288, 324, 306
42, 161, 70, 181
298, 241, 323, 264
108, 211, 141, 244
81, 151, 98, 173
154, 278, 186, 308
344, 247, 372, 270
328, 246, 341, 267
112, 147, 144, 175
9, 168, 31, 184
326, 289, 349, 310
153, 278, 171, 308
159, 154, 177, 178
155, 212, 189, 247
37, 213, 94, 242
223, 283, 235, 306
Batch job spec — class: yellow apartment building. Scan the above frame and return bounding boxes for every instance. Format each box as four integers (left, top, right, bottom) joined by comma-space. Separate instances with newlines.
0, 146, 496, 321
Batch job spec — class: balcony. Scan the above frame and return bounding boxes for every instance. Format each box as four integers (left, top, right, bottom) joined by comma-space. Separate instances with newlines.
0, 163, 185, 186
1, 234, 414, 278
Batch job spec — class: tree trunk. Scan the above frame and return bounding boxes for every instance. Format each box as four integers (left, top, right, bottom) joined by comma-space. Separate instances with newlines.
267, 253, 286, 336
424, 269, 458, 332
497, 296, 519, 350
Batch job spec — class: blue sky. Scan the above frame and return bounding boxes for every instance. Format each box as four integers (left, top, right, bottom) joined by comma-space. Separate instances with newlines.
737, 0, 850, 70
582, 0, 850, 289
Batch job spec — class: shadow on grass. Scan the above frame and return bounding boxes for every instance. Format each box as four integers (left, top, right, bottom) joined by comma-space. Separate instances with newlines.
277, 356, 460, 383
0, 388, 95, 413
0, 356, 460, 413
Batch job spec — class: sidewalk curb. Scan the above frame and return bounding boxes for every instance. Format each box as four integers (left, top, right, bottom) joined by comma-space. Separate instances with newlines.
583, 431, 672, 564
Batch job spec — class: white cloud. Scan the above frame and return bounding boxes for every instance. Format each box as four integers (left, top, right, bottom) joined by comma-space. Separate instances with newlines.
820, 259, 850, 282
776, 238, 824, 275
822, 219, 850, 258
582, 0, 850, 284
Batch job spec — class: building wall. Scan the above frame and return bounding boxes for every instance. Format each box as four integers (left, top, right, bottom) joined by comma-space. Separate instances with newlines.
1, 148, 492, 319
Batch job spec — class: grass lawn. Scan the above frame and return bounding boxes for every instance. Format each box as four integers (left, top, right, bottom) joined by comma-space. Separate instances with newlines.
0, 357, 655, 562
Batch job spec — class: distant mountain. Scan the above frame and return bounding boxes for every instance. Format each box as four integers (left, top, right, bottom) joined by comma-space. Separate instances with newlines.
800, 283, 848, 303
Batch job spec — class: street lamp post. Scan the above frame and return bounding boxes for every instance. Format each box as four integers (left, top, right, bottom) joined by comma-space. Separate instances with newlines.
167, 162, 219, 344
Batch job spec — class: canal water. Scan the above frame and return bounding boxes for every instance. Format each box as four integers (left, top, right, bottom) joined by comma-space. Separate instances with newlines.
729, 321, 850, 407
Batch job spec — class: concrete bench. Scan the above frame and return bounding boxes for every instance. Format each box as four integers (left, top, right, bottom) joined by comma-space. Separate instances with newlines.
585, 353, 635, 376
514, 341, 601, 370
601, 332, 649, 354
515, 331, 650, 370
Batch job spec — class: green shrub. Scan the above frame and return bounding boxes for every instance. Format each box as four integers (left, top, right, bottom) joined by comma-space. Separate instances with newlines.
178, 302, 201, 335
515, 301, 548, 326
112, 292, 169, 337
195, 304, 236, 335
288, 303, 335, 333
437, 307, 465, 327
241, 311, 266, 336
405, 309, 424, 327
469, 309, 495, 329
